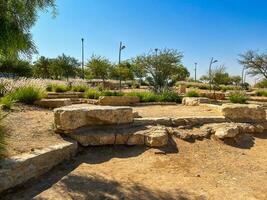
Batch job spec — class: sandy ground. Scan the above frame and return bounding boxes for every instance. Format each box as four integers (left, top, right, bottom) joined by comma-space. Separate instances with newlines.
133, 105, 221, 118
2, 104, 65, 157
1, 104, 221, 157
2, 134, 267, 200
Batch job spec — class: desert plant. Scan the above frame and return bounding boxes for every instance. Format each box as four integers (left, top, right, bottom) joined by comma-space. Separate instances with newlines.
11, 86, 46, 104
101, 90, 124, 97
158, 91, 182, 103
229, 91, 248, 104
71, 85, 89, 92
186, 90, 199, 97
0, 95, 14, 109
255, 90, 267, 97
45, 83, 71, 93
84, 89, 101, 99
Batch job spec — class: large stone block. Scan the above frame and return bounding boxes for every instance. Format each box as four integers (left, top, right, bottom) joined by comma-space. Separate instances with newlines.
0, 141, 77, 193
98, 96, 140, 106
182, 97, 210, 106
54, 104, 133, 131
35, 98, 72, 108
221, 103, 266, 122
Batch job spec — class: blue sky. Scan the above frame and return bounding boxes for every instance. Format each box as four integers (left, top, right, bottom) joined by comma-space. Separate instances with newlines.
32, 0, 267, 82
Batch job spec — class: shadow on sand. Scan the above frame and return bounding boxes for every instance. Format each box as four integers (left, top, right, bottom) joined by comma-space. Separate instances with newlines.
1, 136, 180, 200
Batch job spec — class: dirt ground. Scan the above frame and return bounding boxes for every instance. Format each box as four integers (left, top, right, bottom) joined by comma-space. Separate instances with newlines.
133, 105, 221, 118
1, 104, 221, 157
2, 134, 267, 200
2, 104, 65, 157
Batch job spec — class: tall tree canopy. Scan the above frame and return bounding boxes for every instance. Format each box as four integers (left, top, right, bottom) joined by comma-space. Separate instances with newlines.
0, 0, 56, 57
239, 50, 267, 79
86, 56, 112, 83
134, 49, 183, 92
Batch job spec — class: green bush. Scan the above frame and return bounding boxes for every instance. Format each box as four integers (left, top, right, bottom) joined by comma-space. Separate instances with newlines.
255, 79, 267, 88
84, 89, 101, 99
158, 91, 182, 103
0, 95, 14, 109
186, 90, 199, 97
46, 83, 70, 93
46, 83, 53, 92
72, 85, 89, 92
255, 90, 267, 97
101, 90, 124, 97
229, 91, 248, 104
11, 86, 46, 104
125, 91, 181, 103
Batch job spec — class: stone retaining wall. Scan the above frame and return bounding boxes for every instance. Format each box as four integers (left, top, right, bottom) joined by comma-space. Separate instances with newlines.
0, 141, 78, 193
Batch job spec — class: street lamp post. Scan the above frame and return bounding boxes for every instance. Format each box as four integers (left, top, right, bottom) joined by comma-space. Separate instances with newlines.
81, 38, 85, 79
209, 57, 218, 91
118, 41, 126, 91
194, 62, 197, 82
241, 66, 246, 88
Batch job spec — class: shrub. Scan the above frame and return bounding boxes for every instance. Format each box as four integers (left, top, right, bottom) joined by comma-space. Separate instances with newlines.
11, 86, 46, 104
158, 91, 182, 103
186, 90, 199, 97
101, 90, 124, 97
84, 89, 101, 99
255, 79, 267, 88
72, 85, 89, 92
125, 91, 158, 102
0, 95, 14, 109
255, 90, 267, 97
229, 91, 248, 104
46, 83, 53, 92
46, 83, 70, 93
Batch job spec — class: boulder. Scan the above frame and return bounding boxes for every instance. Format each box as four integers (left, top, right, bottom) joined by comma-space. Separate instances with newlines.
182, 97, 209, 106
54, 104, 133, 131
214, 123, 240, 139
35, 98, 72, 108
221, 104, 266, 122
98, 96, 140, 106
145, 128, 168, 147
127, 133, 145, 145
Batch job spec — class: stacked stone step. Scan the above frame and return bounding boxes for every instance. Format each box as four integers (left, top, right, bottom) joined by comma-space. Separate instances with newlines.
54, 104, 168, 147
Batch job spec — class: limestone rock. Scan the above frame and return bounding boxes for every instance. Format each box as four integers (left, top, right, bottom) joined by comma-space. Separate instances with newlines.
54, 104, 133, 131
182, 97, 209, 106
127, 133, 145, 145
98, 96, 140, 106
221, 104, 266, 122
35, 98, 72, 108
144, 127, 168, 147
214, 124, 240, 139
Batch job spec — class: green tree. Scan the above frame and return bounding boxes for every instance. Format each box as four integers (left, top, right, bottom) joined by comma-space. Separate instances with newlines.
0, 0, 56, 57
51, 54, 79, 80
239, 50, 267, 79
134, 49, 183, 92
131, 60, 147, 84
86, 56, 112, 85
0, 56, 32, 77
171, 64, 190, 82
33, 56, 51, 78
111, 61, 134, 81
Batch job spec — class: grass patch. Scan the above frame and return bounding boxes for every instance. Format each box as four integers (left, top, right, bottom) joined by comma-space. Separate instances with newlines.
229, 91, 248, 104
84, 89, 101, 99
11, 86, 46, 104
71, 85, 89, 92
0, 95, 14, 109
46, 83, 70, 93
185, 90, 199, 97
255, 90, 267, 97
